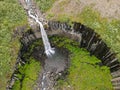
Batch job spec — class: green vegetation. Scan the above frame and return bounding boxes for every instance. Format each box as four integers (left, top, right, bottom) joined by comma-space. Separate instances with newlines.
47, 13, 55, 20
12, 39, 42, 90
0, 0, 27, 89
12, 57, 41, 90
35, 0, 56, 12
54, 15, 70, 23
50, 36, 113, 90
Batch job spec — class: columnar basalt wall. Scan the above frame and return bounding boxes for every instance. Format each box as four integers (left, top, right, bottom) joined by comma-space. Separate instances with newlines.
73, 23, 120, 71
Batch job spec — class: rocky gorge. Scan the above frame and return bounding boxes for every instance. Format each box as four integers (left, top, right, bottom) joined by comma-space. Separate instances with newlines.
6, 0, 120, 90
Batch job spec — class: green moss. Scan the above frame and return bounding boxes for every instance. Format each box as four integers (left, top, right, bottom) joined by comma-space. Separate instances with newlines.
12, 57, 41, 90
21, 57, 41, 90
12, 80, 21, 90
24, 57, 41, 80
21, 78, 35, 90
64, 48, 112, 90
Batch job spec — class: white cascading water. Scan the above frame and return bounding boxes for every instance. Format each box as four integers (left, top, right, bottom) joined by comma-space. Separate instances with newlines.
26, 0, 55, 56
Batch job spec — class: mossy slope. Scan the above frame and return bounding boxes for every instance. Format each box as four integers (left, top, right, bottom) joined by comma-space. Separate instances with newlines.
12, 57, 41, 90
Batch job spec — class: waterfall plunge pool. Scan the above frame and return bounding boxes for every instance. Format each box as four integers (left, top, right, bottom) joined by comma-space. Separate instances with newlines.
8, 35, 112, 90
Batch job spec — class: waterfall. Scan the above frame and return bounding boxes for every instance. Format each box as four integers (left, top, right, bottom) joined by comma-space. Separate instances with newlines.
26, 0, 55, 56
